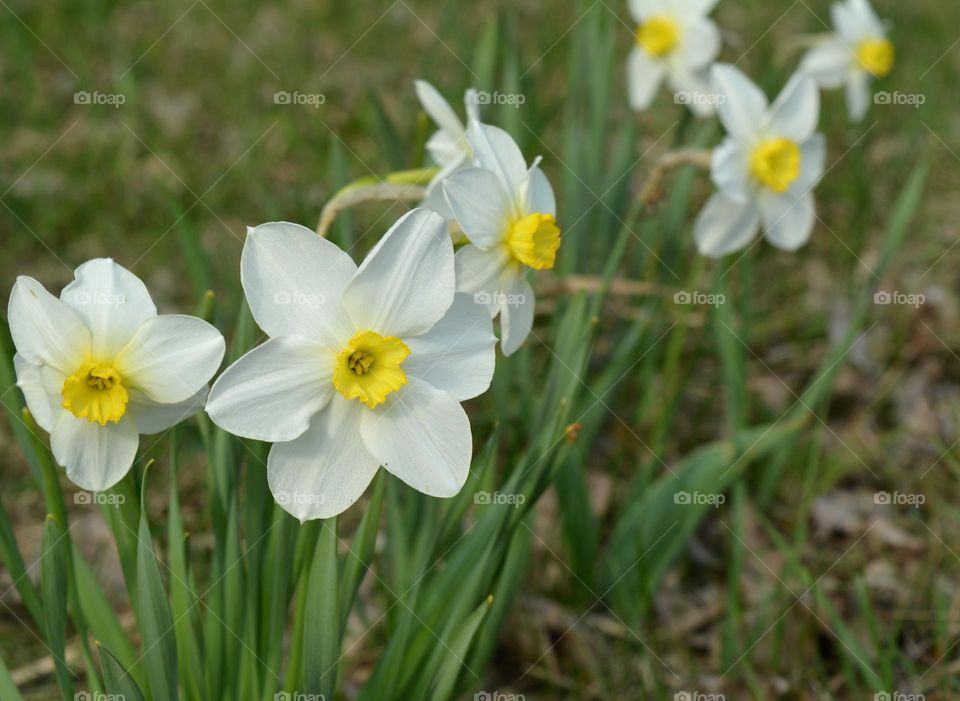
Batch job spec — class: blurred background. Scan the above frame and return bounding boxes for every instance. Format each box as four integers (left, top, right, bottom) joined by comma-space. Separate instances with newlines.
2, 0, 960, 698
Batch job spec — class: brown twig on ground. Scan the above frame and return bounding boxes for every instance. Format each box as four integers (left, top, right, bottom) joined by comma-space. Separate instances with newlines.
316, 182, 427, 238
636, 148, 713, 207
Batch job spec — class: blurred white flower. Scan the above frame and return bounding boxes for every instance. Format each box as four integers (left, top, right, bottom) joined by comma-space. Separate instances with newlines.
800, 0, 893, 122
626, 0, 722, 117
442, 122, 559, 356
414, 80, 480, 219
8, 259, 225, 491
694, 64, 826, 258
205, 209, 496, 521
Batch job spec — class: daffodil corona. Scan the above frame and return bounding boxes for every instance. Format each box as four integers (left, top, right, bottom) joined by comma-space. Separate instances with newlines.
442, 121, 560, 356
694, 65, 826, 258
205, 210, 497, 521
626, 0, 722, 117
800, 0, 893, 122
8, 259, 225, 491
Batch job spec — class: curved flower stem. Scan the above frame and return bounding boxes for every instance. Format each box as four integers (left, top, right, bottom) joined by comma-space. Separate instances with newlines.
315, 167, 439, 238
636, 147, 712, 207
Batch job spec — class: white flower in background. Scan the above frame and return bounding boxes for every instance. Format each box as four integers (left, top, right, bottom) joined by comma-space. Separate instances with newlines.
415, 80, 480, 219
8, 259, 225, 491
442, 122, 559, 356
627, 0, 722, 117
800, 0, 893, 122
205, 209, 496, 521
694, 64, 826, 257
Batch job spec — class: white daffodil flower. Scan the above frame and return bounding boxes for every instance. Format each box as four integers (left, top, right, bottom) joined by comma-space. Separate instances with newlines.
8, 259, 225, 491
205, 209, 496, 521
441, 122, 559, 356
694, 65, 826, 258
627, 0, 722, 117
414, 80, 480, 219
800, 0, 893, 122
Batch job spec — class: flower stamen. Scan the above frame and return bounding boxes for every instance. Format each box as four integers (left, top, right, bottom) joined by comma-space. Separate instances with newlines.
334, 331, 410, 408
505, 213, 561, 270
636, 17, 680, 57
856, 38, 894, 77
62, 362, 128, 425
750, 138, 802, 193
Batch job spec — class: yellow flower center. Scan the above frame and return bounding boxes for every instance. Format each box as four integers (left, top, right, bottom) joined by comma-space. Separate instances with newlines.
333, 331, 410, 409
750, 138, 802, 193
62, 362, 128, 425
505, 212, 561, 270
856, 38, 894, 78
635, 17, 680, 57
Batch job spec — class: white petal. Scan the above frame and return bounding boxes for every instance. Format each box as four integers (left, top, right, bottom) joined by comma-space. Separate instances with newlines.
522, 165, 557, 216
800, 40, 852, 89
668, 67, 718, 118
414, 80, 465, 141
845, 71, 871, 122
694, 192, 761, 258
832, 0, 882, 42
360, 378, 471, 498
627, 0, 654, 21
426, 130, 465, 168
242, 222, 357, 348
465, 122, 529, 198
766, 72, 820, 142
60, 259, 157, 362
443, 167, 513, 248
795, 133, 827, 192
404, 293, 496, 401
454, 245, 512, 316
115, 315, 225, 404
627, 48, 666, 112
711, 138, 752, 204
343, 209, 455, 338
205, 336, 334, 442
8, 276, 91, 374
712, 63, 767, 145
676, 18, 721, 70
127, 387, 207, 435
268, 398, 379, 521
760, 191, 816, 251
464, 88, 481, 122
14, 354, 65, 432
51, 412, 139, 492
499, 274, 535, 356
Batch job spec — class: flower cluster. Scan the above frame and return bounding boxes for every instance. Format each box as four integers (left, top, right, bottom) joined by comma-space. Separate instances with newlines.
625, 0, 891, 256
5, 0, 893, 522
